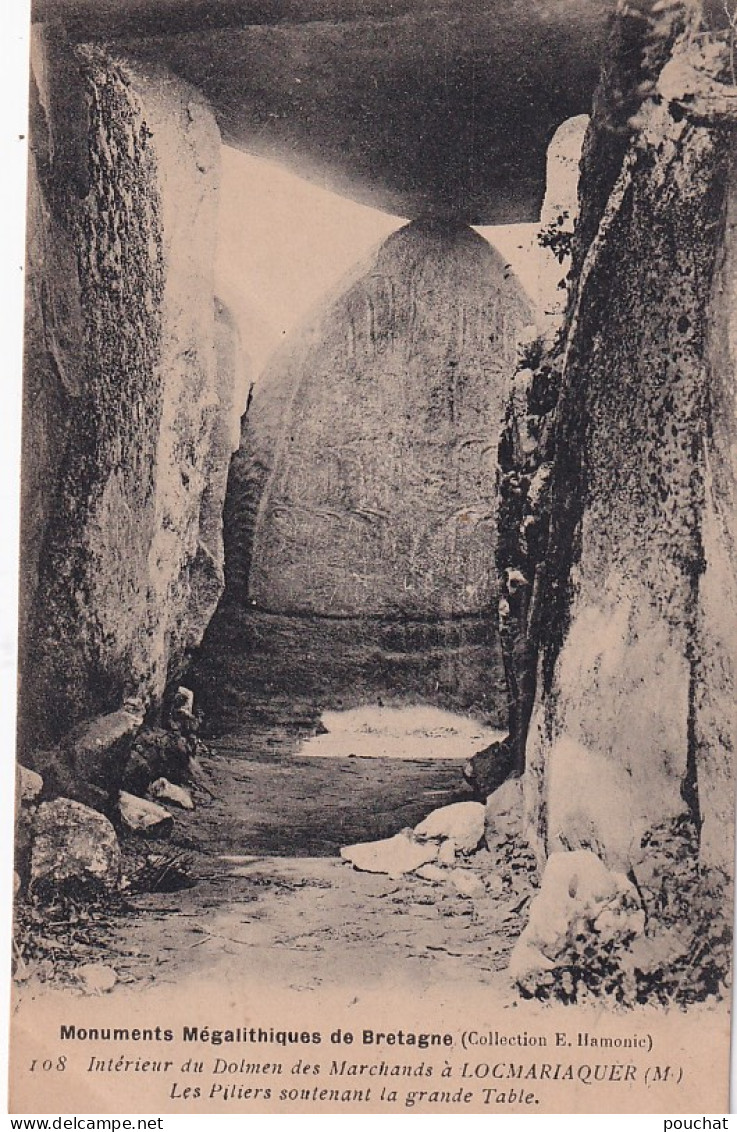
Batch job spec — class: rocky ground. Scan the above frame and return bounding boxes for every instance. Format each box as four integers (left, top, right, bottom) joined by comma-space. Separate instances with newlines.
13, 705, 537, 1000
13, 640, 731, 1012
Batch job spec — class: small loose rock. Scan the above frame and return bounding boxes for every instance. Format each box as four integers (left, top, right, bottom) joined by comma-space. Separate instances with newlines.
119, 792, 174, 839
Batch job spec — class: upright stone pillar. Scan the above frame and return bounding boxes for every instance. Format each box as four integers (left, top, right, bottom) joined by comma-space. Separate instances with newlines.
524, 8, 737, 878
20, 30, 242, 749
244, 219, 535, 619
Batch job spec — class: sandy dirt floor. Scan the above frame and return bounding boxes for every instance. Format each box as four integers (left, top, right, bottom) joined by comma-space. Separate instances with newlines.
15, 612, 533, 999
97, 716, 530, 998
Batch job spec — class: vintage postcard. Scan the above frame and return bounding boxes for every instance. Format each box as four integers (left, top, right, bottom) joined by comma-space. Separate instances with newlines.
7, 0, 737, 1116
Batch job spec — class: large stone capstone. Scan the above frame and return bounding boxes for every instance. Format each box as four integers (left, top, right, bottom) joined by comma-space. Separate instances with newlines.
239, 219, 535, 619
34, 0, 616, 224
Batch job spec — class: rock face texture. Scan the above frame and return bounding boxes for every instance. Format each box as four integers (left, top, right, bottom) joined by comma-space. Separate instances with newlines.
698, 145, 737, 872
184, 299, 251, 653
509, 849, 644, 995
238, 220, 534, 618
20, 30, 245, 751
221, 387, 270, 605
514, 3, 737, 878
495, 346, 561, 777
535, 115, 588, 323
30, 799, 121, 899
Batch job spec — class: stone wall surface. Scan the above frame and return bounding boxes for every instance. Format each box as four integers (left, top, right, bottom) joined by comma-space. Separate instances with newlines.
696, 146, 737, 871
519, 2, 737, 876
20, 31, 242, 751
183, 298, 251, 656
241, 219, 535, 618
19, 154, 81, 663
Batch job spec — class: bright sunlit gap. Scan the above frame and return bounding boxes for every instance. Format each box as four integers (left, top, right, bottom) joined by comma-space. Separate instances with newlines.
215, 147, 545, 387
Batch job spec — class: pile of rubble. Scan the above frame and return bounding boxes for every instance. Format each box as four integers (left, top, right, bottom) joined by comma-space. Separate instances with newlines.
341, 746, 731, 1009
14, 687, 209, 908
340, 777, 538, 912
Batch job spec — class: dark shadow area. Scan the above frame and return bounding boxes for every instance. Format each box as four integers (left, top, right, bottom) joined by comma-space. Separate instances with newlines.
189, 604, 507, 740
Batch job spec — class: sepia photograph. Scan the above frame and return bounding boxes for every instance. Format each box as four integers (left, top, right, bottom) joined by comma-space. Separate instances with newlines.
6, 0, 737, 1116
